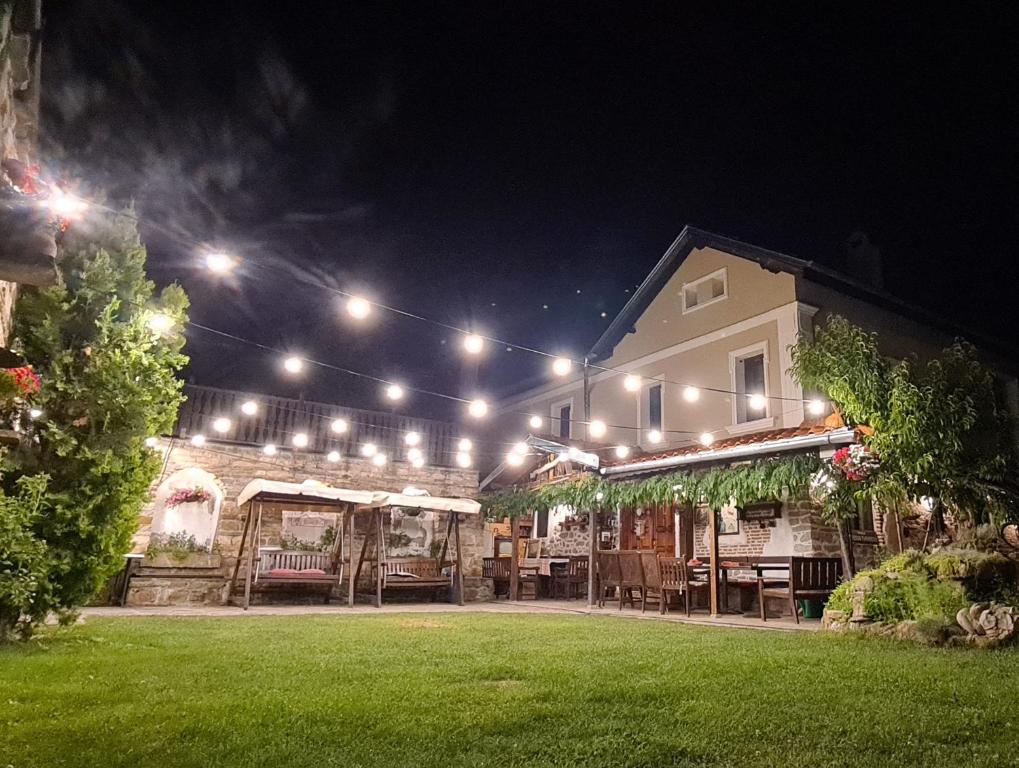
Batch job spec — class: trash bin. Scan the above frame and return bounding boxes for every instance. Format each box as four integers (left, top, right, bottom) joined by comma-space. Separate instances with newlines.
799, 599, 824, 619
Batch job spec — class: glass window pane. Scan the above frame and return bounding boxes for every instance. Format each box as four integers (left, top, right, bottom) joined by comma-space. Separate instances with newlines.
649, 384, 663, 430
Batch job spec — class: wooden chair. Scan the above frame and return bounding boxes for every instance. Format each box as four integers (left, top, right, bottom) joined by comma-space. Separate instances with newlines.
482, 556, 511, 598
551, 555, 589, 600
617, 550, 644, 610
659, 557, 709, 616
595, 551, 621, 608
639, 551, 662, 613
758, 556, 843, 623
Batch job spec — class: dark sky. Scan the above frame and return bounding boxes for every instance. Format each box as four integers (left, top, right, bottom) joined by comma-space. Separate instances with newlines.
40, 2, 1019, 419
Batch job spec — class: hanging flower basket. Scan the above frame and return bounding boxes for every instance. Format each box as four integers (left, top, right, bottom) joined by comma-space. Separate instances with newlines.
165, 486, 213, 509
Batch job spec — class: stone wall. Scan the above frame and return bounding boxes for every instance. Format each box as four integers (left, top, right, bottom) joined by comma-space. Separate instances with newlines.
129, 438, 483, 605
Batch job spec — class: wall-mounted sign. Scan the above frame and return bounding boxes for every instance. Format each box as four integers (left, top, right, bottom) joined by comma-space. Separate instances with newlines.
739, 501, 782, 521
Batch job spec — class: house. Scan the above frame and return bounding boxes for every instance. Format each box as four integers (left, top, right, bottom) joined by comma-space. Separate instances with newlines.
484, 226, 1019, 572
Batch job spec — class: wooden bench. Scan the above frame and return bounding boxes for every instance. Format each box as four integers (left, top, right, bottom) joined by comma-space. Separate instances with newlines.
758, 556, 843, 622
379, 557, 451, 600
252, 550, 342, 603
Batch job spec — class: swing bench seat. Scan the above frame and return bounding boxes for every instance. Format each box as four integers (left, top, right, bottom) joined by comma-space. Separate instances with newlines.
250, 551, 343, 602
378, 557, 451, 597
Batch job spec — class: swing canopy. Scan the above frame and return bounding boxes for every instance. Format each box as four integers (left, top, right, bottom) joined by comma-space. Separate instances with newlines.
236, 478, 481, 514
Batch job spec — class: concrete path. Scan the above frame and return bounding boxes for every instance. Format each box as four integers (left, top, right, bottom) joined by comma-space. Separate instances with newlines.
83, 599, 816, 631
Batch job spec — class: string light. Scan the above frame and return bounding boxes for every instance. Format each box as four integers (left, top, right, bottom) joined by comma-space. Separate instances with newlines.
807, 399, 826, 416
346, 296, 371, 319
506, 452, 524, 467
411, 456, 426, 468
283, 356, 303, 374
40, 188, 87, 219
263, 443, 277, 456
361, 443, 378, 457
147, 313, 174, 334
456, 452, 472, 468
204, 252, 235, 274
404, 431, 421, 446
292, 432, 309, 448
512, 441, 528, 455
191, 434, 206, 447
467, 399, 488, 418
589, 419, 607, 438
623, 374, 641, 393
144, 437, 159, 449
748, 393, 767, 411
614, 445, 630, 459
241, 400, 258, 416
529, 415, 543, 429
28, 408, 43, 419
327, 450, 341, 462
212, 417, 232, 433
463, 334, 484, 354
331, 418, 348, 433
371, 452, 388, 467
699, 432, 715, 447
385, 384, 405, 401
682, 386, 701, 403
457, 438, 473, 452
647, 429, 663, 444
407, 447, 423, 461
552, 357, 572, 376
595, 491, 604, 501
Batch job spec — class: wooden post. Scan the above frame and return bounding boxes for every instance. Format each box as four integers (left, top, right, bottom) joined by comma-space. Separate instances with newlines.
243, 502, 261, 610
510, 515, 521, 600
438, 510, 455, 566
353, 509, 376, 591
453, 512, 464, 606
228, 501, 254, 604
376, 510, 385, 608
708, 506, 720, 617
347, 506, 356, 607
587, 506, 597, 608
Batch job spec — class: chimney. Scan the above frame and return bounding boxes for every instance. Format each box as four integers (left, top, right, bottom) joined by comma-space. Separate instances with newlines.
843, 231, 884, 290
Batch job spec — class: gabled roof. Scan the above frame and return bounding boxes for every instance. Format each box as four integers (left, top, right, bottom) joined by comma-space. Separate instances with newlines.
588, 225, 1017, 367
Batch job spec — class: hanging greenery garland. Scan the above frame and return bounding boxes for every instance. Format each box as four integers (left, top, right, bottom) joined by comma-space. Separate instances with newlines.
481, 453, 822, 519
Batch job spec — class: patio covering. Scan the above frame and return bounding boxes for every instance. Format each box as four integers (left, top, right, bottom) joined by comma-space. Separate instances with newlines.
236, 478, 480, 514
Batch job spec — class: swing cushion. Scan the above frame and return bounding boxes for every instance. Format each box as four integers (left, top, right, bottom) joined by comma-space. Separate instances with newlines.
299, 568, 327, 575
267, 568, 300, 578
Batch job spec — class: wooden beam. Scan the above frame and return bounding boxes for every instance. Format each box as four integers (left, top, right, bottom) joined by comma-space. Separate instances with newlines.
708, 506, 720, 617
228, 500, 254, 605
347, 507, 356, 607
375, 510, 385, 608
587, 506, 597, 607
453, 512, 464, 606
353, 509, 376, 592
509, 515, 520, 601
438, 510, 455, 566
242, 502, 261, 611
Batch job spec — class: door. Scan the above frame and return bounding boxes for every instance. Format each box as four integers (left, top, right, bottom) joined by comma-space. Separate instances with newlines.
620, 505, 675, 555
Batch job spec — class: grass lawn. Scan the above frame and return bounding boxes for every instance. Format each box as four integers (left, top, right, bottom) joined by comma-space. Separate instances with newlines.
2, 614, 1018, 768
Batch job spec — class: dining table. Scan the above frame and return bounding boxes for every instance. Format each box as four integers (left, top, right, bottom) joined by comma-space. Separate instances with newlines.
687, 558, 791, 614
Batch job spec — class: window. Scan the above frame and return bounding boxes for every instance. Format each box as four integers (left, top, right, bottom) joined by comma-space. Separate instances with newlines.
648, 383, 663, 431
534, 508, 549, 538
681, 268, 727, 313
851, 498, 875, 533
552, 398, 573, 439
733, 348, 768, 424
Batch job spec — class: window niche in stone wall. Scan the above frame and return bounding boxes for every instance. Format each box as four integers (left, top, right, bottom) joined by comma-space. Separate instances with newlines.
149, 467, 224, 553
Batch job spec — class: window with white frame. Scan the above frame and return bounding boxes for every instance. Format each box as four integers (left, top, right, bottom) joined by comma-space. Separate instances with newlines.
731, 344, 769, 424
647, 383, 663, 432
681, 268, 727, 313
551, 398, 573, 440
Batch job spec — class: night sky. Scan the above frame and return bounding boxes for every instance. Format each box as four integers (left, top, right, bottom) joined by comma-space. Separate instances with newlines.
39, 2, 1019, 419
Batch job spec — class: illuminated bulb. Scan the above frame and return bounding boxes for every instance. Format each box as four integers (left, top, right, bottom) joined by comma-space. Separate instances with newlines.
327, 450, 341, 463
506, 452, 524, 467
623, 374, 641, 392
346, 296, 371, 319
283, 356, 303, 374
204, 252, 234, 273
407, 447, 422, 461
241, 400, 258, 416
263, 443, 277, 456
463, 334, 484, 354
807, 399, 826, 416
647, 429, 663, 444
595, 491, 604, 502
28, 408, 43, 419
588, 419, 607, 438
404, 431, 421, 446
361, 442, 378, 457
457, 438, 473, 452
614, 445, 630, 459
411, 456, 425, 468
528, 415, 543, 429
144, 437, 159, 449
385, 384, 404, 401
371, 452, 387, 467
331, 418, 348, 434
551, 357, 572, 377
455, 452, 472, 468
748, 393, 767, 411
292, 432, 309, 448
682, 386, 701, 403
147, 313, 174, 334
41, 188, 87, 219
699, 432, 715, 447
212, 417, 232, 433
512, 441, 528, 455
467, 399, 488, 418
191, 434, 206, 447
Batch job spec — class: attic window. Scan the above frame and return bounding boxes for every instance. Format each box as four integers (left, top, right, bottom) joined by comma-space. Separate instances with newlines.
681, 268, 727, 313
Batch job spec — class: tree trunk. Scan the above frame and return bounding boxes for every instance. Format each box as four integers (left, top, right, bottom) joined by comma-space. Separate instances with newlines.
882, 504, 903, 554
836, 519, 856, 579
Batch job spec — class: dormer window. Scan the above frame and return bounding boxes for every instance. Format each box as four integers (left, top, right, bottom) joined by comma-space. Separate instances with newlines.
681, 268, 728, 313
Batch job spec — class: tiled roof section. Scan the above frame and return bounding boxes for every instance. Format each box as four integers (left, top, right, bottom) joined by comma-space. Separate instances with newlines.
603, 423, 846, 468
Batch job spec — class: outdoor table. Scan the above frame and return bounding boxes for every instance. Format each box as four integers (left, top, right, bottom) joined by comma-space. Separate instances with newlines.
719, 561, 790, 614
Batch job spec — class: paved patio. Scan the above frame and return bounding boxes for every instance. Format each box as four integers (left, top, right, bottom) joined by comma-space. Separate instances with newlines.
83, 599, 816, 631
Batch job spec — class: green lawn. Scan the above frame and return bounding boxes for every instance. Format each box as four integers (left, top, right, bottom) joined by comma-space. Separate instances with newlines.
2, 614, 1017, 768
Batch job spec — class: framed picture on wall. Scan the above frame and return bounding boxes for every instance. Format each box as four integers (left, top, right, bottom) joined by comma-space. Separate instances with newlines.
718, 504, 740, 536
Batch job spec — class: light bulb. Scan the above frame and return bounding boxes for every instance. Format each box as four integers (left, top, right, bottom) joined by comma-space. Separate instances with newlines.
748, 393, 767, 411
457, 438, 473, 452
623, 374, 641, 392
41, 188, 87, 219
361, 443, 378, 457
506, 452, 523, 467
144, 436, 159, 449
807, 399, 826, 416
456, 452, 472, 468
371, 452, 387, 467
614, 445, 630, 459
212, 417, 231, 433
647, 429, 662, 444
407, 447, 422, 461
467, 399, 488, 418
346, 296, 371, 319
699, 432, 715, 447
385, 384, 404, 401
528, 415, 543, 429
28, 408, 43, 419
512, 441, 528, 455
551, 357, 572, 376
292, 432, 309, 448
682, 386, 701, 403
191, 434, 206, 447
263, 443, 277, 456
404, 431, 421, 446
241, 400, 258, 416
283, 356, 303, 374
463, 334, 484, 354
331, 418, 348, 433
327, 450, 341, 462
148, 313, 174, 334
589, 419, 607, 438
411, 456, 425, 468
595, 491, 604, 501
204, 252, 234, 273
